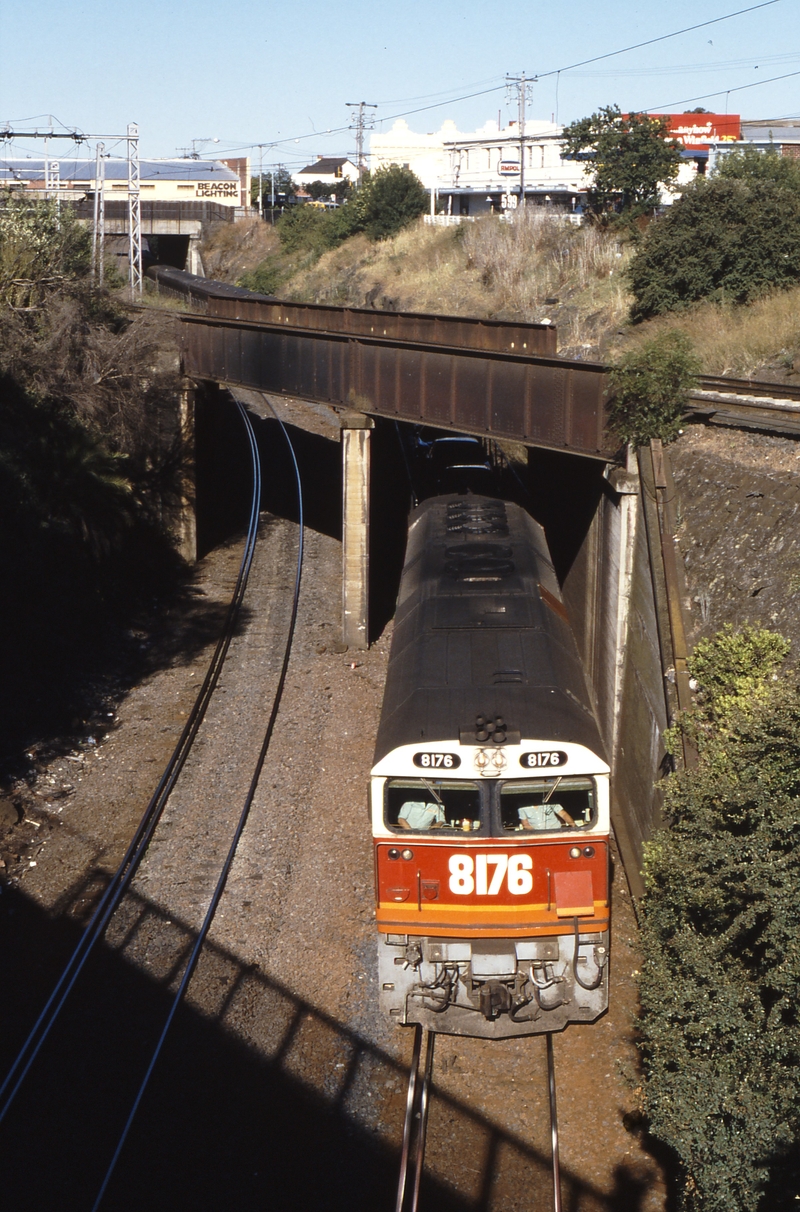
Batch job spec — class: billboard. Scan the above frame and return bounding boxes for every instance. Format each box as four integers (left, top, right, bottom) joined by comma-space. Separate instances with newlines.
661, 113, 741, 148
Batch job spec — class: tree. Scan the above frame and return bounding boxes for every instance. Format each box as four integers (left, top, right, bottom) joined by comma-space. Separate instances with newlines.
303, 178, 352, 203
354, 164, 428, 240
608, 331, 700, 445
250, 167, 296, 211
639, 625, 800, 1211
627, 177, 800, 320
561, 105, 682, 215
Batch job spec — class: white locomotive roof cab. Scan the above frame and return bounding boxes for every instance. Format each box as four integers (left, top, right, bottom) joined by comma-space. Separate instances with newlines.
370, 739, 609, 779
371, 742, 610, 839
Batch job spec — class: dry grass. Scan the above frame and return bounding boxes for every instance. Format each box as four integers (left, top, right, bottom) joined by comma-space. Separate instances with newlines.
611, 287, 800, 379
201, 217, 280, 282
280, 211, 632, 358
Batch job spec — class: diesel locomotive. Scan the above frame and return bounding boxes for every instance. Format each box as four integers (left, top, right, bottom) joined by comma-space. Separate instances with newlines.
371, 495, 610, 1038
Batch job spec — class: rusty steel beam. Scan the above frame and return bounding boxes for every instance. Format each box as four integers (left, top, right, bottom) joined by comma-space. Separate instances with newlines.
149, 265, 558, 357
179, 311, 619, 460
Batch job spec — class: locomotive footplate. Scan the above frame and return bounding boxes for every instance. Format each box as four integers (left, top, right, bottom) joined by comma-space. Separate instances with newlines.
379, 930, 609, 1039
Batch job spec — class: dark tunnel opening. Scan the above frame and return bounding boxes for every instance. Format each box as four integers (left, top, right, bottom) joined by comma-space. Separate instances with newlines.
193, 392, 609, 648
147, 235, 191, 271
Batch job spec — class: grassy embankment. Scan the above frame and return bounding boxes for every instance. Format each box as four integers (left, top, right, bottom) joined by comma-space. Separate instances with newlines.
201, 211, 800, 380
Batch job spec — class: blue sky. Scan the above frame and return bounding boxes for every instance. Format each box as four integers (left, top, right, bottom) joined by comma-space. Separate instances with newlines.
1, 0, 797, 167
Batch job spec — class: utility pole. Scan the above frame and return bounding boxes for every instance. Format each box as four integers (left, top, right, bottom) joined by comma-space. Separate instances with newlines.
127, 123, 143, 298
506, 73, 536, 208
91, 141, 105, 284
256, 144, 265, 218
270, 166, 276, 222
346, 101, 377, 183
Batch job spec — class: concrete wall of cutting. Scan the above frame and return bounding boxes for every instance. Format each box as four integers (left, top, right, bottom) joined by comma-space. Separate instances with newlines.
562, 464, 668, 899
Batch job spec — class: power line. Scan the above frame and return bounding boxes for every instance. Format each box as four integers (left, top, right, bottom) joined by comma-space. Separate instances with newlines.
647, 64, 800, 111
533, 0, 783, 82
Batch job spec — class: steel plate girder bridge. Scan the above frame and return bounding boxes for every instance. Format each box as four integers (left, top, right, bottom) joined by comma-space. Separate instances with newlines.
176, 290, 617, 461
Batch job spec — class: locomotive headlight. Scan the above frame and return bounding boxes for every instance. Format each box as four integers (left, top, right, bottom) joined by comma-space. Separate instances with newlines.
388, 848, 400, 860
583, 846, 595, 857
401, 849, 414, 861
569, 847, 581, 859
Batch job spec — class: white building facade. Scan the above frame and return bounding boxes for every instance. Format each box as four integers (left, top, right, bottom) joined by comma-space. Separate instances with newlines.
370, 118, 591, 217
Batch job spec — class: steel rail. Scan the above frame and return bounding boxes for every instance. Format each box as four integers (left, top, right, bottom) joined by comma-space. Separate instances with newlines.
0, 397, 262, 1126
91, 397, 304, 1209
546, 1033, 562, 1212
409, 1031, 435, 1212
395, 1025, 424, 1212
395, 1027, 435, 1212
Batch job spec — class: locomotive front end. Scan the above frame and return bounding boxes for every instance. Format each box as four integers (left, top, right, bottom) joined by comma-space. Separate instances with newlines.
371, 494, 612, 1039
372, 739, 610, 1038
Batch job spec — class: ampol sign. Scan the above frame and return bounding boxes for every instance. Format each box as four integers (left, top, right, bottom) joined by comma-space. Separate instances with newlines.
498, 160, 520, 176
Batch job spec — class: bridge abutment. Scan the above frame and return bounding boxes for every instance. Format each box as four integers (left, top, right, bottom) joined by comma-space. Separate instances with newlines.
340, 413, 374, 651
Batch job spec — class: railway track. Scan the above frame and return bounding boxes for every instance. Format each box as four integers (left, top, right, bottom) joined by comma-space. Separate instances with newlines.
690, 375, 800, 436
396, 1028, 563, 1212
0, 395, 305, 1208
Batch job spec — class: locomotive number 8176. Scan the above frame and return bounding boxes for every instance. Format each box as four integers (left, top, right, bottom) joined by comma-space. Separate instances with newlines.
371, 495, 610, 1039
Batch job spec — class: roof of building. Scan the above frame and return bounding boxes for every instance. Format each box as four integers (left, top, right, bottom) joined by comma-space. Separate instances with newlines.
296, 157, 355, 176
0, 158, 239, 183
741, 120, 800, 142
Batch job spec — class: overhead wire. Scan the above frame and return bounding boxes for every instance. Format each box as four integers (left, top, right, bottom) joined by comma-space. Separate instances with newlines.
186, 0, 784, 159
648, 64, 800, 111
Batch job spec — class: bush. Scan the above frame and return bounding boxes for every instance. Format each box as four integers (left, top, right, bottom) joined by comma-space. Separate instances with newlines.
639, 626, 800, 1211
0, 193, 91, 306
276, 204, 333, 254
714, 145, 800, 190
238, 261, 285, 296
628, 178, 800, 320
607, 330, 700, 444
356, 165, 428, 240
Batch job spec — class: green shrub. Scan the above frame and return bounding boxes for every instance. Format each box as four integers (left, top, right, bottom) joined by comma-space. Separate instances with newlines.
355, 165, 428, 240
628, 178, 800, 320
714, 145, 800, 190
639, 626, 800, 1211
276, 204, 332, 254
237, 261, 286, 296
607, 330, 700, 445
0, 193, 90, 306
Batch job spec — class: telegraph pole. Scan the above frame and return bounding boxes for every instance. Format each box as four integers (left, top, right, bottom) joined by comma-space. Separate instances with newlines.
506, 73, 536, 208
256, 144, 265, 218
346, 101, 377, 183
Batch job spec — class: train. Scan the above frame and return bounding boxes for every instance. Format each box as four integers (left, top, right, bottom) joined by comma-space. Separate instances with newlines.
370, 494, 610, 1038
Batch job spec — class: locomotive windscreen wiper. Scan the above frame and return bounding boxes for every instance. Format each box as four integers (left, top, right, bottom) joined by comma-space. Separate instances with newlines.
421, 778, 445, 806
542, 776, 563, 804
